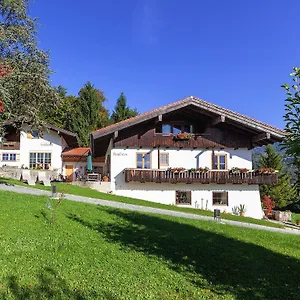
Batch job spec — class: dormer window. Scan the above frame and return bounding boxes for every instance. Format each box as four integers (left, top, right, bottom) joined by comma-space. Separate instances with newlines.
162, 124, 172, 134
157, 123, 194, 135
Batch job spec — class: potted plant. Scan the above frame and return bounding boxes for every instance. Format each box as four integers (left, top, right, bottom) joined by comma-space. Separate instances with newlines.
238, 204, 246, 216
102, 175, 109, 182
174, 133, 192, 140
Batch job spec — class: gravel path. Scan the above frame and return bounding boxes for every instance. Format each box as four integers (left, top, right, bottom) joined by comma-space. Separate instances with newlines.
1, 184, 300, 236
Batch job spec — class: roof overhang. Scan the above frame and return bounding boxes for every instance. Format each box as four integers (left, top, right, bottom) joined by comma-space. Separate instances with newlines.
92, 96, 287, 142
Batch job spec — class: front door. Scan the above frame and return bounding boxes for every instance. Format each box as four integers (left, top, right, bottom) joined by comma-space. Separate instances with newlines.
65, 165, 74, 182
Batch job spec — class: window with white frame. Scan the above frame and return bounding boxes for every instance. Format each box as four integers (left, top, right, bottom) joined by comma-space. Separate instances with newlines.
160, 153, 169, 166
2, 153, 17, 161
29, 152, 51, 169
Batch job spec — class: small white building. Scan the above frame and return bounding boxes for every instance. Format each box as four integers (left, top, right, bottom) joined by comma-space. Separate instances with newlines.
91, 96, 286, 219
0, 123, 78, 174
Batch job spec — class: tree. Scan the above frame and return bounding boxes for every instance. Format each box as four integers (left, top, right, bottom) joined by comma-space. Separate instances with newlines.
44, 86, 77, 129
282, 67, 300, 195
259, 145, 296, 208
73, 82, 109, 146
111, 92, 138, 123
0, 0, 59, 131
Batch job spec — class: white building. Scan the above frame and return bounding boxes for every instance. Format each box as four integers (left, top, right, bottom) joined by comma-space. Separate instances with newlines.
91, 96, 286, 219
0, 123, 78, 173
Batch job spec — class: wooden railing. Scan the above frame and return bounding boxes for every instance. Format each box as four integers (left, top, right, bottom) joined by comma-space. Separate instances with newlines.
124, 169, 278, 185
0, 142, 20, 150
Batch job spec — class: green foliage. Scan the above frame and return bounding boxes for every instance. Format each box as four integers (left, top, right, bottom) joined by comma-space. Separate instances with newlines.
0, 0, 59, 130
111, 92, 138, 123
282, 67, 300, 194
73, 82, 109, 146
0, 191, 300, 299
259, 145, 296, 208
45, 83, 109, 146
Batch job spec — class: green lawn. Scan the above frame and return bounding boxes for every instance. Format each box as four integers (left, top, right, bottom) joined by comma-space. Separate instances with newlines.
0, 177, 285, 229
0, 191, 299, 299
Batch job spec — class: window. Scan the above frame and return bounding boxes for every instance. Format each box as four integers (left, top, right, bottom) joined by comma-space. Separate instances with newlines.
136, 153, 151, 169
160, 153, 169, 166
173, 124, 182, 134
176, 191, 191, 205
213, 154, 227, 170
162, 124, 172, 134
183, 124, 193, 133
29, 152, 51, 169
158, 124, 194, 134
212, 192, 228, 206
2, 153, 17, 161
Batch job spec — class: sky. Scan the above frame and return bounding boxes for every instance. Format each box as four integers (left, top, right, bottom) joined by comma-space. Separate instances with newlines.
29, 0, 300, 129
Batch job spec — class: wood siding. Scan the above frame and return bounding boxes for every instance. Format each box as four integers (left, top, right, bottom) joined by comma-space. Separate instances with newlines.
0, 142, 20, 150
114, 126, 252, 149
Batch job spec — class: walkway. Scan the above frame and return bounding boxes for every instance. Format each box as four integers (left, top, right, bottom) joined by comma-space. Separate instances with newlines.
1, 184, 300, 235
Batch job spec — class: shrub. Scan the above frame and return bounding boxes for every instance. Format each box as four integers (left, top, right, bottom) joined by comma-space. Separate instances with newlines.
262, 195, 275, 214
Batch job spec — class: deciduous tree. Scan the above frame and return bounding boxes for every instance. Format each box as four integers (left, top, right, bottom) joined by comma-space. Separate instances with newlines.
282, 67, 300, 195
0, 0, 59, 131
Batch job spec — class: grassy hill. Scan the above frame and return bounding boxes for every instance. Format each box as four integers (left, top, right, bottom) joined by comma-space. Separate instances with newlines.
0, 191, 300, 299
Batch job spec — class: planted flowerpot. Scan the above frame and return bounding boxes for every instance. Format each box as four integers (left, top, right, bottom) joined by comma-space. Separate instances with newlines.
239, 212, 245, 217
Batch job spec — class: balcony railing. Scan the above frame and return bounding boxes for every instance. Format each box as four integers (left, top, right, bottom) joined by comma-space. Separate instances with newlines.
0, 142, 20, 150
125, 169, 278, 185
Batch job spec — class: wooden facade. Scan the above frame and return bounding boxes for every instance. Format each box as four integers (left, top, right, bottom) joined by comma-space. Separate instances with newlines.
0, 141, 20, 150
125, 169, 278, 185
112, 109, 254, 149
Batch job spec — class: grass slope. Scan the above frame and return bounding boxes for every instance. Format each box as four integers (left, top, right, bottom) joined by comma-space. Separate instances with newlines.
0, 191, 299, 299
0, 177, 285, 229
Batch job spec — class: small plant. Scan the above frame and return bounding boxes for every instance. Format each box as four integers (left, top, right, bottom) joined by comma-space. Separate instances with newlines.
238, 204, 246, 216
232, 206, 239, 215
174, 133, 192, 140
295, 216, 300, 226
255, 168, 276, 175
168, 167, 186, 172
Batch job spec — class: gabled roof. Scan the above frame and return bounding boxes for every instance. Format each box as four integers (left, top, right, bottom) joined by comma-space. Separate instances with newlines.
62, 147, 90, 157
92, 96, 286, 140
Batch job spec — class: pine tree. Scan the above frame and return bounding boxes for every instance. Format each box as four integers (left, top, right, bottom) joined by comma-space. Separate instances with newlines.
74, 82, 109, 146
259, 145, 296, 208
111, 92, 138, 123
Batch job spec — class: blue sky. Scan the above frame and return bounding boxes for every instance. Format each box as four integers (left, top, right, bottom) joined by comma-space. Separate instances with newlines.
29, 0, 300, 129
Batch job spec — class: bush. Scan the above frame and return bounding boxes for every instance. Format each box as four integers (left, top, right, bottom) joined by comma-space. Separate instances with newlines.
262, 195, 275, 215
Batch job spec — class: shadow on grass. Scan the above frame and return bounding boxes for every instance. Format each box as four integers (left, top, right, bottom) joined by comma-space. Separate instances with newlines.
68, 209, 300, 300
1, 267, 114, 299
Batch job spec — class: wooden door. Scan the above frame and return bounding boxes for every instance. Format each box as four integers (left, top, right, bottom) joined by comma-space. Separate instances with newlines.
65, 165, 74, 182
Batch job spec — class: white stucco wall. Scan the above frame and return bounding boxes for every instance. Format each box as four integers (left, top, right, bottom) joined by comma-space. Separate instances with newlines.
109, 147, 263, 219
0, 150, 21, 167
114, 183, 263, 219
110, 147, 252, 182
19, 126, 65, 170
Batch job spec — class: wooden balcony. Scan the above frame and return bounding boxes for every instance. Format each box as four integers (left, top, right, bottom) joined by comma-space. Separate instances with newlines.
0, 142, 20, 150
125, 169, 278, 185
